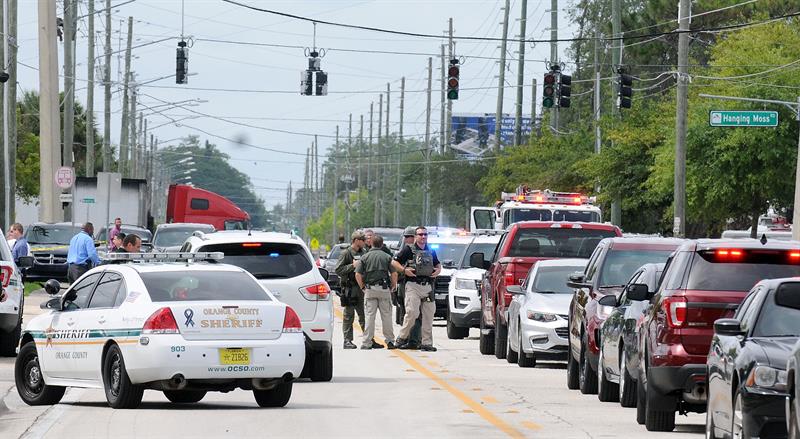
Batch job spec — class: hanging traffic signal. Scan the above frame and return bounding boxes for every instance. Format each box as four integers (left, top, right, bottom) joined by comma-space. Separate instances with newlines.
315, 71, 328, 96
175, 40, 188, 84
301, 70, 313, 96
447, 59, 460, 100
618, 71, 633, 109
558, 74, 571, 108
301, 51, 328, 96
543, 72, 556, 108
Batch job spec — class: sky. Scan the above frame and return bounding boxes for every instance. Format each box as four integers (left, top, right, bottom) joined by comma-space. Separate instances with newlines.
17, 0, 576, 209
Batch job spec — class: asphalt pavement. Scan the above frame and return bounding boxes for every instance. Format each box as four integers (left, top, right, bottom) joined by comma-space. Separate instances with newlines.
0, 296, 705, 438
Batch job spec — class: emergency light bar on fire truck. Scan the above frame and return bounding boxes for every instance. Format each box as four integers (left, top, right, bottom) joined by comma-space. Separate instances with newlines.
499, 187, 597, 206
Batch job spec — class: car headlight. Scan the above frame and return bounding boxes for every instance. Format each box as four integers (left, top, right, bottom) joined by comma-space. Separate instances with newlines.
527, 310, 558, 322
455, 278, 477, 290
746, 365, 788, 391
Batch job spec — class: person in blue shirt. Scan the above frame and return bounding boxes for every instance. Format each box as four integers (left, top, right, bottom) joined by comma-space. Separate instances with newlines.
67, 222, 100, 284
7, 223, 29, 262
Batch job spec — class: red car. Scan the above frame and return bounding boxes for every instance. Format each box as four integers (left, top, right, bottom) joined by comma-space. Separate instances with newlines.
470, 221, 621, 359
566, 237, 682, 394
637, 239, 800, 432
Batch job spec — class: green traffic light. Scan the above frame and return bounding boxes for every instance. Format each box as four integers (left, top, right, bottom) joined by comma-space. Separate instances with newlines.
543, 97, 554, 108
447, 90, 459, 100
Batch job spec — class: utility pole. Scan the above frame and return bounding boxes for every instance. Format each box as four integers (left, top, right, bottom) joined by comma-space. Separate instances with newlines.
130, 86, 139, 178
550, 0, 559, 131
304, 147, 309, 238
7, 0, 17, 224
367, 102, 373, 191
674, 0, 690, 237
119, 16, 133, 176
103, 0, 111, 171
332, 125, 338, 244
440, 44, 446, 151
85, 0, 95, 176
513, 0, 528, 147
63, 0, 75, 169
396, 77, 405, 227
374, 93, 383, 226
359, 114, 364, 187
609, 0, 622, 226
385, 82, 390, 141
38, 0, 61, 222
494, 0, 511, 151
424, 57, 432, 226
315, 135, 320, 220
1, 0, 6, 227
446, 18, 453, 148
400, 76, 405, 141
531, 78, 537, 137
594, 29, 601, 196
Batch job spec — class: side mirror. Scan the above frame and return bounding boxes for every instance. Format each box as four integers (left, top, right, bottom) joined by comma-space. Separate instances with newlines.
566, 272, 587, 289
16, 255, 34, 269
775, 282, 800, 309
469, 252, 486, 269
318, 267, 330, 281
40, 297, 62, 311
506, 285, 524, 295
44, 279, 61, 295
627, 283, 651, 301
598, 294, 617, 307
714, 318, 746, 337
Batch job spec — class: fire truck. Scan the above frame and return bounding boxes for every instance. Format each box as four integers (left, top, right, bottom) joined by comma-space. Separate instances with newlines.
469, 186, 603, 232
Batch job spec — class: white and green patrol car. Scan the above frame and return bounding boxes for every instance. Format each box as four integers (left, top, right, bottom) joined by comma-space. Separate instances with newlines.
15, 252, 305, 409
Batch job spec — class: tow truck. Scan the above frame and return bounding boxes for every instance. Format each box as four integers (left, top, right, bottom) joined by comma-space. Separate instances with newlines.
469, 186, 603, 232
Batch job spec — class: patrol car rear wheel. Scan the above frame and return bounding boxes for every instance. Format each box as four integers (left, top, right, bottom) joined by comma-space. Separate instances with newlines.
253, 382, 293, 407
15, 342, 65, 405
163, 390, 206, 403
103, 344, 144, 409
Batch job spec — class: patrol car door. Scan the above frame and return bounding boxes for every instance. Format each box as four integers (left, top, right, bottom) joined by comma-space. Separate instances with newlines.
470, 207, 497, 232
74, 271, 125, 381
43, 272, 102, 379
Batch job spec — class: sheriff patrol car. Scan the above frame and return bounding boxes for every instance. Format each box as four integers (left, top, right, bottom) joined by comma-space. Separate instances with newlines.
14, 252, 305, 409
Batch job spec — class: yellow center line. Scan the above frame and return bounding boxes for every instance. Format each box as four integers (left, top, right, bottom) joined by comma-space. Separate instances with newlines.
334, 307, 531, 439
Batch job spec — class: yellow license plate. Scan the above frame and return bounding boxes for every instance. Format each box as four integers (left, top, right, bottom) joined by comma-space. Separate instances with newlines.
219, 348, 251, 365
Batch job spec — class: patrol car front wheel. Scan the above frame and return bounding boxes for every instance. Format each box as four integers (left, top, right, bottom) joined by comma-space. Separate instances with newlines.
15, 342, 66, 405
253, 381, 293, 407
103, 344, 144, 409
163, 390, 206, 403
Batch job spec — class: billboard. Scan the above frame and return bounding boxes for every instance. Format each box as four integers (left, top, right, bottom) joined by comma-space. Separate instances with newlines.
450, 113, 533, 155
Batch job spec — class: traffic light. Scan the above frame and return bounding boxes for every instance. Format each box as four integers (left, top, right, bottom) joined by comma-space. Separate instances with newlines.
447, 59, 460, 100
315, 71, 328, 96
175, 40, 188, 84
543, 72, 556, 108
301, 70, 313, 96
558, 74, 571, 108
301, 51, 328, 96
618, 72, 633, 109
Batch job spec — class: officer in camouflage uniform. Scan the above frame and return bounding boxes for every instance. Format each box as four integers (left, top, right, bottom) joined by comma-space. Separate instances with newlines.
355, 234, 398, 350
335, 231, 368, 349
395, 226, 423, 348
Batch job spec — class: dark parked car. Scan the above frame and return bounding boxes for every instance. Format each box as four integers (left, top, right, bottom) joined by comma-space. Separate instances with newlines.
638, 240, 800, 432
597, 262, 666, 406
95, 224, 153, 252
323, 243, 349, 292
707, 278, 800, 439
567, 237, 682, 396
24, 223, 82, 282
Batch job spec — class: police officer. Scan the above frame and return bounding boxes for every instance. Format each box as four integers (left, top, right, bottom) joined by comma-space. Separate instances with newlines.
335, 231, 379, 349
395, 226, 422, 348
392, 226, 441, 352
355, 234, 398, 350
364, 229, 392, 255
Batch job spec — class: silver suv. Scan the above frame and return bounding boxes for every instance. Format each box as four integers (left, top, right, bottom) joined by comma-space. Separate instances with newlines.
0, 228, 34, 356
182, 230, 333, 381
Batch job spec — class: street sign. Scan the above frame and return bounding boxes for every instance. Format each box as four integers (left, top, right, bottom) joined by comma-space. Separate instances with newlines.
59, 193, 73, 203
81, 197, 96, 204
310, 238, 320, 251
55, 166, 74, 189
709, 110, 778, 127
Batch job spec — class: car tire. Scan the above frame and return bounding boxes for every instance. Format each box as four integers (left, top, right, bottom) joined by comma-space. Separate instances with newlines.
309, 349, 333, 382
789, 391, 799, 439
163, 390, 206, 403
619, 348, 637, 408
0, 314, 22, 357
706, 400, 719, 439
579, 331, 598, 395
567, 336, 580, 389
645, 368, 676, 432
14, 342, 66, 406
494, 308, 507, 360
517, 323, 536, 368
479, 314, 495, 355
636, 366, 647, 425
506, 324, 518, 364
253, 382, 293, 408
103, 344, 144, 409
731, 388, 753, 439
597, 348, 619, 402
446, 313, 469, 340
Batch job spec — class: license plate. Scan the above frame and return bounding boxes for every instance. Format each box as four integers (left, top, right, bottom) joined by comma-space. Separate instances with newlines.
219, 348, 251, 365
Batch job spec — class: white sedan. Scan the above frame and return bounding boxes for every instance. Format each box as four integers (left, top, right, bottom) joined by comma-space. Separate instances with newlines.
15, 253, 305, 409
506, 258, 587, 368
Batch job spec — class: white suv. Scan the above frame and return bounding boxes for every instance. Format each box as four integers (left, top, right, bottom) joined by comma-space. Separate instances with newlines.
181, 231, 333, 381
1, 228, 34, 356
446, 233, 501, 339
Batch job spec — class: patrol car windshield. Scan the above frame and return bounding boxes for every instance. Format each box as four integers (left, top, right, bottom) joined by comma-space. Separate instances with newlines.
198, 243, 312, 279
154, 226, 215, 248
26, 225, 81, 244
140, 271, 270, 302
509, 228, 616, 259
429, 243, 468, 267
459, 242, 499, 268
506, 208, 600, 226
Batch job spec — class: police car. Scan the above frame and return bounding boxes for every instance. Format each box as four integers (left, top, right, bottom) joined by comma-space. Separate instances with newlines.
446, 233, 502, 339
427, 231, 475, 318
1, 230, 34, 356
14, 252, 305, 409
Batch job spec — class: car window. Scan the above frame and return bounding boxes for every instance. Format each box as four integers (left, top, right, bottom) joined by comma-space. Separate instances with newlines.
598, 249, 674, 287
531, 265, 586, 294
88, 272, 123, 308
198, 242, 312, 279
739, 287, 766, 333
508, 228, 616, 259
429, 242, 468, 267
662, 251, 689, 290
584, 245, 605, 282
734, 287, 758, 320
64, 272, 102, 310
140, 270, 271, 302
753, 289, 800, 337
113, 277, 129, 307
26, 225, 82, 244
621, 270, 644, 305
686, 250, 800, 291
154, 226, 214, 248
460, 241, 500, 269
494, 233, 508, 262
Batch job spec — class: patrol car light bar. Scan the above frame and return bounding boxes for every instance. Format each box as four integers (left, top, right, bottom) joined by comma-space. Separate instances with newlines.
100, 252, 225, 262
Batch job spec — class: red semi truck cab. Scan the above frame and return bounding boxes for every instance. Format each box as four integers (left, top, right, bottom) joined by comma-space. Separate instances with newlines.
166, 184, 250, 230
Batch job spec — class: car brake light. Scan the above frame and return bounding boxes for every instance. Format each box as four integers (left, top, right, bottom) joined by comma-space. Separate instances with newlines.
142, 308, 180, 334
282, 307, 302, 333
790, 251, 800, 259
504, 262, 517, 286
302, 283, 330, 300
242, 243, 262, 247
716, 249, 743, 259
663, 297, 687, 328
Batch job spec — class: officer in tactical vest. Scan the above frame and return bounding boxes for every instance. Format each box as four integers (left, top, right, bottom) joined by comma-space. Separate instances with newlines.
335, 231, 369, 349
395, 226, 423, 348
355, 234, 398, 350
392, 226, 441, 352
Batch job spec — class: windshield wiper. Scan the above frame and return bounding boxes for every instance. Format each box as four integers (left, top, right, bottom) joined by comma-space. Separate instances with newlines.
534, 290, 562, 294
